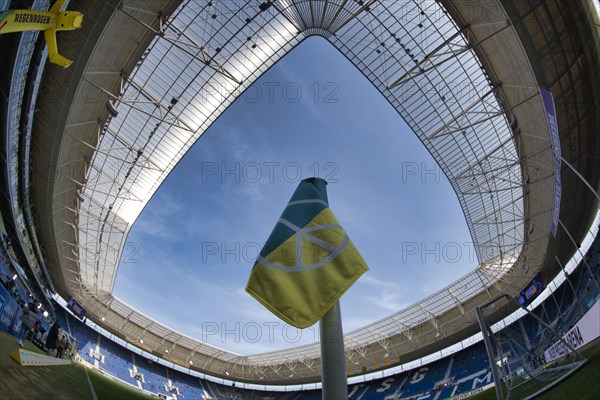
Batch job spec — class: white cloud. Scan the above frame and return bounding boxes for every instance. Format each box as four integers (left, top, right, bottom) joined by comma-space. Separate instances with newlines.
359, 274, 402, 290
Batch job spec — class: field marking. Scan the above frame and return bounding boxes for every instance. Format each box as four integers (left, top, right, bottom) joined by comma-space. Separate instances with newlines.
83, 367, 99, 400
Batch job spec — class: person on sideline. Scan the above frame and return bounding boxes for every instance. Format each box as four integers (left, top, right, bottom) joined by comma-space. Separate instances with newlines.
56, 333, 69, 358
18, 300, 40, 347
45, 318, 61, 356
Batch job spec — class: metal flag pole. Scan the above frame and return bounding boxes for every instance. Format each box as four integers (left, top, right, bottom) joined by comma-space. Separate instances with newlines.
475, 306, 504, 400
320, 300, 348, 400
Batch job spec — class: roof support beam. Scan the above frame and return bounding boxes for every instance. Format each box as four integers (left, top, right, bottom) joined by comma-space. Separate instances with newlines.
447, 289, 465, 315
387, 25, 470, 90
162, 23, 242, 84
118, 4, 242, 85
387, 21, 513, 89
324, 0, 348, 31
330, 0, 378, 35
427, 88, 538, 141
418, 305, 439, 330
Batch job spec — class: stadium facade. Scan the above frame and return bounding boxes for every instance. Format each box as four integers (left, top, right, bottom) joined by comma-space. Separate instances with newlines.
1, 0, 599, 387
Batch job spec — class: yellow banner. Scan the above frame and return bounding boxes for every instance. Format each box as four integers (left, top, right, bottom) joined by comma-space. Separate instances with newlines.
0, 10, 56, 34
0, 1, 84, 68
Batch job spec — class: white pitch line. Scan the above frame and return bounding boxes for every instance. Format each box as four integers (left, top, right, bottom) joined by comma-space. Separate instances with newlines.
83, 367, 99, 400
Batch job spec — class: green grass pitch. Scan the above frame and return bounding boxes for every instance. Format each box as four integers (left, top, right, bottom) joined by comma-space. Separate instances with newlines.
0, 330, 154, 400
1, 329, 599, 399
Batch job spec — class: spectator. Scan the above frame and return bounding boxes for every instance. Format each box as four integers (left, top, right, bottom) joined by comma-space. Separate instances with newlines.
0, 268, 9, 287
10, 280, 19, 299
56, 333, 68, 358
45, 318, 61, 356
65, 337, 75, 359
32, 321, 43, 341
18, 300, 40, 347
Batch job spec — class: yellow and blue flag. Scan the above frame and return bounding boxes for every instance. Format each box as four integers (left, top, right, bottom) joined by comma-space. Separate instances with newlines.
246, 178, 368, 329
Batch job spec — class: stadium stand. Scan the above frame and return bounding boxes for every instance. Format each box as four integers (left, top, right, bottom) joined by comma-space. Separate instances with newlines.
100, 336, 140, 386
168, 368, 212, 400
43, 228, 599, 399
397, 360, 450, 398
0, 256, 11, 285
2, 249, 598, 400
56, 307, 98, 365
134, 354, 171, 396
0, 255, 28, 303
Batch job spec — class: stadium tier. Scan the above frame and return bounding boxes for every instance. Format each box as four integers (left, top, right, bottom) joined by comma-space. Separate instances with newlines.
44, 230, 598, 399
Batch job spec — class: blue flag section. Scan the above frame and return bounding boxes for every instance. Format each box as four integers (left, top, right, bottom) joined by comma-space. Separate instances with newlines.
246, 178, 369, 329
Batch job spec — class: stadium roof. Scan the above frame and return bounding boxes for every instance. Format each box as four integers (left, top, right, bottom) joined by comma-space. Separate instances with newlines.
27, 0, 600, 384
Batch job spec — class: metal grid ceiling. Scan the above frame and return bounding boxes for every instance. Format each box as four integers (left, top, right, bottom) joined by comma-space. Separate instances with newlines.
76, 0, 524, 361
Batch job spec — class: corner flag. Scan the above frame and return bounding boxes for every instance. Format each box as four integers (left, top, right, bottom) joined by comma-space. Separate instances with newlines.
246, 178, 368, 329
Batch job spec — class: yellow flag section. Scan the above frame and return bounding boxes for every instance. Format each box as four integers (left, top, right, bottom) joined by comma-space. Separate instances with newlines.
246, 178, 368, 329
10, 348, 71, 367
0, 0, 83, 68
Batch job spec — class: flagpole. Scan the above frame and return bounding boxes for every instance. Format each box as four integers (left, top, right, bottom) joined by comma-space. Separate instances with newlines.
320, 300, 348, 400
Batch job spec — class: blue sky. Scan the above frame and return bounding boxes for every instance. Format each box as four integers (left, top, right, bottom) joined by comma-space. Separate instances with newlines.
113, 37, 476, 355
